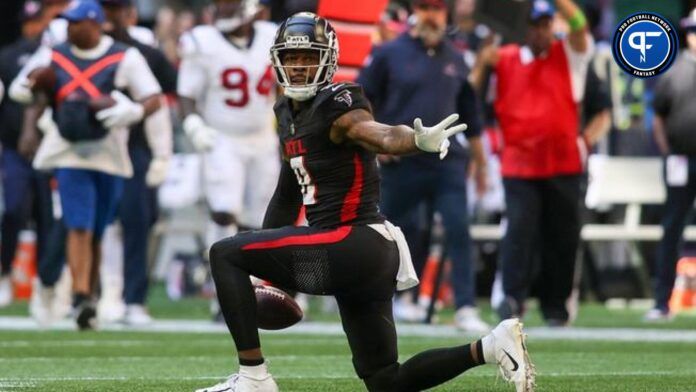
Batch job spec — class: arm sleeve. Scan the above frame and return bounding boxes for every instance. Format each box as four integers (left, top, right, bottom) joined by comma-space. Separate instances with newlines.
116, 48, 162, 100
356, 47, 388, 111
144, 97, 173, 158
176, 32, 207, 99
262, 159, 303, 229
457, 79, 482, 139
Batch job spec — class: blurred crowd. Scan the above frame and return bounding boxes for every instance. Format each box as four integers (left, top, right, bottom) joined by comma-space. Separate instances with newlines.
0, 0, 694, 331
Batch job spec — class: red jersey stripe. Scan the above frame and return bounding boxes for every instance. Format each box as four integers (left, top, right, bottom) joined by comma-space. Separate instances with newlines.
340, 153, 363, 223
241, 226, 352, 250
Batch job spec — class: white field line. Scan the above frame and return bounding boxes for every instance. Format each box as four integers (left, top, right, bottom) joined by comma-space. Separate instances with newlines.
2, 316, 696, 342
1, 370, 695, 383
0, 355, 347, 362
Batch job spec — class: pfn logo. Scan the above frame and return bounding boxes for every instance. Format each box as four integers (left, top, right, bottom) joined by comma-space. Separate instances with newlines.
628, 31, 663, 63
612, 13, 677, 78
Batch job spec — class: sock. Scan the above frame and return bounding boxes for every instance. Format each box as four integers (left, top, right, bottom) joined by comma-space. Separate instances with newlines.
395, 344, 483, 391
239, 363, 268, 380
239, 357, 265, 366
72, 293, 89, 308
481, 334, 496, 364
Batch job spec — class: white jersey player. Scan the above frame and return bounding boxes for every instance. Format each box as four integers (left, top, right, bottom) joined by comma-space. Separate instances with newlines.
178, 0, 280, 245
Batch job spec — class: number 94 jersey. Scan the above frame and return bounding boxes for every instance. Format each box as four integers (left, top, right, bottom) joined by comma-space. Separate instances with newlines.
274, 83, 384, 228
177, 21, 277, 137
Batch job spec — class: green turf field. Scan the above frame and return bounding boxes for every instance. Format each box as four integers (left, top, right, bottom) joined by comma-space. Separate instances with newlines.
6, 283, 696, 329
2, 285, 696, 391
1, 330, 696, 391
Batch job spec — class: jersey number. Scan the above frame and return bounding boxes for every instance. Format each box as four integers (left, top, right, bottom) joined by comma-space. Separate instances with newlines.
290, 156, 316, 205
220, 65, 274, 107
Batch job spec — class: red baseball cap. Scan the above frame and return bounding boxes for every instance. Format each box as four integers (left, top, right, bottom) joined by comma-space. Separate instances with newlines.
412, 0, 447, 9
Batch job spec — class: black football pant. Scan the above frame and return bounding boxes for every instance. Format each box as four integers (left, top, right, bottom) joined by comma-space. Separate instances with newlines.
500, 175, 581, 322
210, 224, 483, 391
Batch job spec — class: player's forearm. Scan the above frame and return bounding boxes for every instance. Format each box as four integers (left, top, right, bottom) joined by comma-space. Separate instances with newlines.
558, 0, 589, 52
140, 94, 162, 117
556, 0, 581, 22
469, 136, 486, 168
179, 96, 197, 119
144, 98, 173, 158
379, 123, 419, 155
346, 121, 418, 155
469, 59, 488, 93
18, 101, 46, 159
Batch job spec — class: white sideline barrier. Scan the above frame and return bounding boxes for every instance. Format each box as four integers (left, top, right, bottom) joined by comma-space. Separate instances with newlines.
153, 155, 696, 243
470, 155, 696, 242
469, 224, 696, 241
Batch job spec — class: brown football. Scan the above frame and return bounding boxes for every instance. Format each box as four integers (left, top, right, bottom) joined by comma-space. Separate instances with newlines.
28, 66, 57, 94
88, 95, 117, 112
254, 285, 303, 330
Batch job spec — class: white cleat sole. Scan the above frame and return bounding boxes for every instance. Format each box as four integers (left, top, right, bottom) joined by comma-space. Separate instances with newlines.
510, 319, 536, 392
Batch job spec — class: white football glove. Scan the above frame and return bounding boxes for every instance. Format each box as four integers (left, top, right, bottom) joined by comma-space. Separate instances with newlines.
37, 108, 57, 134
414, 113, 468, 160
96, 90, 145, 129
183, 114, 218, 152
9, 77, 34, 104
146, 156, 170, 187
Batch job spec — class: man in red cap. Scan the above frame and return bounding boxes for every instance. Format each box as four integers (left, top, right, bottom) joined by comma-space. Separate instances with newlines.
471, 0, 593, 325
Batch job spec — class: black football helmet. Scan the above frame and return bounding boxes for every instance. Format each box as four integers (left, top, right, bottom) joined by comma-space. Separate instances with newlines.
270, 12, 339, 101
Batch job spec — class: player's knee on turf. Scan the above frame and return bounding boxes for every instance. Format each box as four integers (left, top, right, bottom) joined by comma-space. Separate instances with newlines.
210, 211, 237, 226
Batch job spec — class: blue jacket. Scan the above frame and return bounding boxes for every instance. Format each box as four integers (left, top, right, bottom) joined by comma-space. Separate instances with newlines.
357, 33, 481, 166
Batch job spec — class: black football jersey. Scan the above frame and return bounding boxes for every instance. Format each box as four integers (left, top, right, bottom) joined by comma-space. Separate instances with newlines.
274, 82, 384, 229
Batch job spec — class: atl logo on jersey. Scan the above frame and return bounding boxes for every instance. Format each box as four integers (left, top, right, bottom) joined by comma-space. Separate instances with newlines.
284, 139, 307, 157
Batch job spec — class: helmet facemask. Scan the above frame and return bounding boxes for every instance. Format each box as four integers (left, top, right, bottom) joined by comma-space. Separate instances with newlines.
270, 15, 338, 101
272, 45, 336, 101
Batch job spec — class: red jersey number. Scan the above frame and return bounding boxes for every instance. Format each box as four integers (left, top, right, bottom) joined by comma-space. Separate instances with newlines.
221, 65, 274, 108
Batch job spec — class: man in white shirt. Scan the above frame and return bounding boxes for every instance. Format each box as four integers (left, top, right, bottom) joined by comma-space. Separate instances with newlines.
178, 0, 280, 252
23, 0, 161, 330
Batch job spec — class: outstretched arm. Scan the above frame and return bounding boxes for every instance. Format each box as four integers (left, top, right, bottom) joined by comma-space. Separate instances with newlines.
330, 109, 417, 155
330, 109, 467, 159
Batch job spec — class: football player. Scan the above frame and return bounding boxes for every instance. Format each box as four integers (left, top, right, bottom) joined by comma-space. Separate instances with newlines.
177, 0, 280, 249
196, 12, 536, 392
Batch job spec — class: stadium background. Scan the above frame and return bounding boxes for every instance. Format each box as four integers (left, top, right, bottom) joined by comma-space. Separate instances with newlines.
0, 0, 696, 391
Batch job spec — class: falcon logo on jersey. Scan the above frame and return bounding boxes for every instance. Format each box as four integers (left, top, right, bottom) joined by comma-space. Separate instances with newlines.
334, 90, 353, 107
